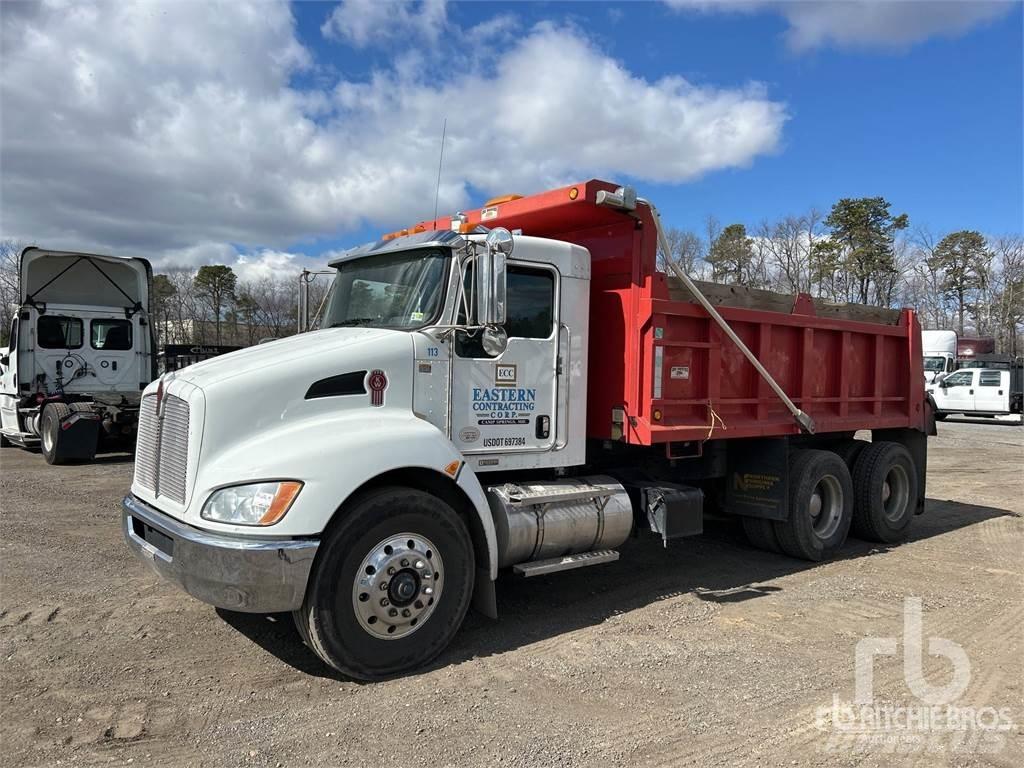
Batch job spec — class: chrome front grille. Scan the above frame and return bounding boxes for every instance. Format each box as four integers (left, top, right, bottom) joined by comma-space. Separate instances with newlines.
134, 393, 190, 505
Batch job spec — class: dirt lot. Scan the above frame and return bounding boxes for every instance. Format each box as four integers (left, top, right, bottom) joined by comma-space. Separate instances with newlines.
2, 420, 1022, 767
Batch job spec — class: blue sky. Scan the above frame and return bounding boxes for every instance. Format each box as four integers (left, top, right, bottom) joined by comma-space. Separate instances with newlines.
293, 0, 1023, 252
1, 0, 1021, 277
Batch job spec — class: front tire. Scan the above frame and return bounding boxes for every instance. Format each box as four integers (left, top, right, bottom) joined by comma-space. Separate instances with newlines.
773, 449, 853, 561
294, 486, 474, 680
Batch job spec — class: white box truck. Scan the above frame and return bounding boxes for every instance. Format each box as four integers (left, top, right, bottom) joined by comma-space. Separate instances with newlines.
922, 329, 957, 384
0, 248, 155, 462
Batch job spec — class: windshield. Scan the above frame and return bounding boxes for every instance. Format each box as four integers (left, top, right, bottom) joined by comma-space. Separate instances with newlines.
923, 356, 946, 372
325, 249, 449, 331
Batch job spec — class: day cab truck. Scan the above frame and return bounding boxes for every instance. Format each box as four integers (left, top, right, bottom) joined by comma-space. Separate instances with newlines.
122, 181, 932, 680
1, 248, 155, 463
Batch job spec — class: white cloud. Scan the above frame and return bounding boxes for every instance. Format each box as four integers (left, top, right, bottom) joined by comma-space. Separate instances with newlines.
1, 0, 786, 272
321, 0, 448, 47
666, 0, 1013, 50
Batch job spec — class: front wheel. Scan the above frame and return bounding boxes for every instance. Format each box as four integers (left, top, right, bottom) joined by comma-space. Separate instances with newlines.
294, 486, 474, 680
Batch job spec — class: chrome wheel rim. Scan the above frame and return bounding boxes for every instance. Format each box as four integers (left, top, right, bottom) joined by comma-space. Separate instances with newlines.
352, 533, 443, 640
41, 417, 54, 452
809, 474, 843, 539
882, 465, 910, 522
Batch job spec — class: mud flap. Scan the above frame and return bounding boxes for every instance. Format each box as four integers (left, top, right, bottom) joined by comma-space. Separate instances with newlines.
57, 409, 101, 460
725, 437, 790, 521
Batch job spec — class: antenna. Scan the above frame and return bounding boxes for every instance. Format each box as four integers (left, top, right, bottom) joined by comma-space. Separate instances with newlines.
433, 117, 447, 221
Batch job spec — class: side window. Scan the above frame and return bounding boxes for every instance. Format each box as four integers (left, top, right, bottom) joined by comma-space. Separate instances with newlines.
91, 319, 133, 351
943, 371, 973, 387
455, 266, 555, 358
979, 371, 1002, 387
8, 318, 17, 352
38, 316, 84, 349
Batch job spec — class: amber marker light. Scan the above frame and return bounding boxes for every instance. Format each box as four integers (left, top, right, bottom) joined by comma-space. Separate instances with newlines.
258, 481, 304, 525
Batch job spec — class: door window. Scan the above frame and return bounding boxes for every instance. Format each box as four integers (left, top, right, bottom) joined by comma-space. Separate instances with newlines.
979, 371, 1002, 387
456, 266, 555, 358
37, 316, 83, 349
8, 318, 17, 352
942, 371, 973, 387
91, 319, 133, 350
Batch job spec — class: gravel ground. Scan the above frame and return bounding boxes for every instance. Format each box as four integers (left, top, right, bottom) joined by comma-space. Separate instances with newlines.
1, 419, 1022, 767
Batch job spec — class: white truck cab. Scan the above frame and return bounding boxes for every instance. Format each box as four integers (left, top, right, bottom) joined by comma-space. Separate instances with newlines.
123, 228, 607, 679
928, 367, 1023, 421
922, 329, 957, 384
0, 248, 155, 462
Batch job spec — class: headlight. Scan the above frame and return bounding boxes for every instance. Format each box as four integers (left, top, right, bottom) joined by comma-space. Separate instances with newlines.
201, 481, 303, 526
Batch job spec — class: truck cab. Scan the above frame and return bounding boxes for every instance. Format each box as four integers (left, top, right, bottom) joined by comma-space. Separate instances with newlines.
921, 329, 957, 384
0, 248, 154, 462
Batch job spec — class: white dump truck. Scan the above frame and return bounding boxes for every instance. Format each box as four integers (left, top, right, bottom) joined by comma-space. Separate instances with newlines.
122, 181, 931, 680
0, 248, 155, 462
922, 329, 957, 384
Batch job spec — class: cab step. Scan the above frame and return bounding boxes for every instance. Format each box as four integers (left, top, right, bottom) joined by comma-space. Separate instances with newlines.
512, 549, 619, 578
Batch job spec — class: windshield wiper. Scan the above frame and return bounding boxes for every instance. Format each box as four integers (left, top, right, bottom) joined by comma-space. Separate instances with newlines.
329, 318, 376, 328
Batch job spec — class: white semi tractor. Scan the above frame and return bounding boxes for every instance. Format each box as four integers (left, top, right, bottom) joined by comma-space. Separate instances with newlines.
0, 248, 155, 463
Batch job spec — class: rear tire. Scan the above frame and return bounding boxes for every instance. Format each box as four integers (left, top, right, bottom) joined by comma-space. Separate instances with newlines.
773, 449, 853, 561
40, 402, 72, 465
742, 516, 782, 554
850, 441, 917, 544
294, 486, 474, 680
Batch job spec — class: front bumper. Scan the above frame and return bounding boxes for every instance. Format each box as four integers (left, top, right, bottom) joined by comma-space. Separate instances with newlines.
122, 494, 319, 613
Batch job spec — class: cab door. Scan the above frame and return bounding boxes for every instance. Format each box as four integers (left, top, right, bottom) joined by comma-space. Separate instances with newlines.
935, 369, 976, 413
0, 316, 21, 433
450, 263, 558, 456
974, 370, 1009, 413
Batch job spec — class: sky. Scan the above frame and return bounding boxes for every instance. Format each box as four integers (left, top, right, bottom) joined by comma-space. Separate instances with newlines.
1, 0, 1021, 281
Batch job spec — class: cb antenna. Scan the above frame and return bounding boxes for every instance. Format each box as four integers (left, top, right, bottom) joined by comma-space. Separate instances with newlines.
433, 117, 447, 221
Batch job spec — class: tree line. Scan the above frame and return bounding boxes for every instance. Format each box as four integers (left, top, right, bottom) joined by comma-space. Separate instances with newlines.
660, 197, 1023, 354
2, 193, 1022, 354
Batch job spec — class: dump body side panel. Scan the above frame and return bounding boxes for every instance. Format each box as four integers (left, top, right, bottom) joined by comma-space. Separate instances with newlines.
404, 179, 927, 445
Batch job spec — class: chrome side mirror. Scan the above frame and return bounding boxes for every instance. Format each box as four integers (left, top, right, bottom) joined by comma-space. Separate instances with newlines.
480, 228, 511, 326
481, 326, 508, 357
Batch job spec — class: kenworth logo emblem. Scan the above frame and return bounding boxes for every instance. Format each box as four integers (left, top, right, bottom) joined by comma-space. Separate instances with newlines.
368, 369, 388, 407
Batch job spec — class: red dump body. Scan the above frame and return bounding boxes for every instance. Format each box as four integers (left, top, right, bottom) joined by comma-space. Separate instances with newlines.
408, 179, 928, 445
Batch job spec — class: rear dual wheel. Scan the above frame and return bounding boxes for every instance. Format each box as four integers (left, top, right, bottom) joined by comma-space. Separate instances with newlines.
772, 449, 854, 561
850, 441, 917, 543
294, 486, 474, 680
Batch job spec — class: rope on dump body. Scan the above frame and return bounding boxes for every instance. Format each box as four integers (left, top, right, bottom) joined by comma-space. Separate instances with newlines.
704, 401, 726, 442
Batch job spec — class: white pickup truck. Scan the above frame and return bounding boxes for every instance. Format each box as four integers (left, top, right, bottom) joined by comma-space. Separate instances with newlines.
928, 367, 1023, 422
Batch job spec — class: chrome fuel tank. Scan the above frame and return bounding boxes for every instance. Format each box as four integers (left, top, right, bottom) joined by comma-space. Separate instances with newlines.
487, 476, 633, 569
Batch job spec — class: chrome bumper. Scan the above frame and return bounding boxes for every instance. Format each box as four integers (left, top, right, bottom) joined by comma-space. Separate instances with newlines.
122, 494, 319, 613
